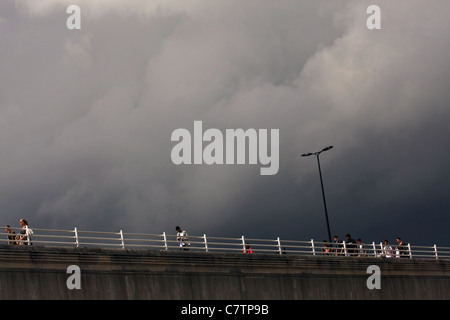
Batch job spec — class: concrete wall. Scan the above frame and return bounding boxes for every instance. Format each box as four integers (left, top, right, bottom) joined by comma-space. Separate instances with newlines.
1, 244, 449, 299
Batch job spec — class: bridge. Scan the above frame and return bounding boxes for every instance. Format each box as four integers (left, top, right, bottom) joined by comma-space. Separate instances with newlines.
3, 226, 450, 259
1, 238, 450, 299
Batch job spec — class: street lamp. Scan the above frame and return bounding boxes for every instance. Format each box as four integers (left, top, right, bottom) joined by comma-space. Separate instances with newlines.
301, 146, 334, 243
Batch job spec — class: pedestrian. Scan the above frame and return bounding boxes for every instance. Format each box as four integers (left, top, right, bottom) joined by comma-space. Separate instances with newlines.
356, 238, 367, 257
333, 235, 343, 256
4, 225, 17, 245
244, 242, 253, 254
396, 237, 408, 258
321, 240, 331, 255
383, 239, 393, 258
345, 234, 357, 256
175, 226, 190, 251
18, 219, 33, 245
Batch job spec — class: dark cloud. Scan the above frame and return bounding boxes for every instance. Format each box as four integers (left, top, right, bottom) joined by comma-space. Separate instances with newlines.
0, 0, 449, 247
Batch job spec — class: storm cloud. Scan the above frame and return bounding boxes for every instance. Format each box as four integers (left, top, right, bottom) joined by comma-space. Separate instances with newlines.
1, 0, 449, 246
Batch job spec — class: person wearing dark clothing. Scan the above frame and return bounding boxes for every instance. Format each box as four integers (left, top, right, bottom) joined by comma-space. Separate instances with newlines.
396, 237, 408, 258
345, 234, 357, 256
333, 235, 343, 256
244, 243, 253, 254
4, 225, 17, 245
321, 240, 331, 255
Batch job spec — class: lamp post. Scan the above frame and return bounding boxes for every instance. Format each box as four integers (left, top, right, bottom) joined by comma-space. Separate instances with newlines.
301, 146, 333, 243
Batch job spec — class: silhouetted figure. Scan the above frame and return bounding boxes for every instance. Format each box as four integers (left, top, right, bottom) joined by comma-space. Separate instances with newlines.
321, 240, 331, 255
4, 225, 17, 245
345, 234, 357, 256
333, 235, 343, 256
396, 237, 408, 258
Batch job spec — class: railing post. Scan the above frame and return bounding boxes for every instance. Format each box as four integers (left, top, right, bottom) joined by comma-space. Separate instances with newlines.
380, 242, 384, 257
434, 244, 438, 260
241, 235, 246, 253
119, 230, 125, 249
372, 242, 377, 257
163, 232, 168, 251
74, 227, 79, 247
342, 241, 348, 257
277, 237, 282, 254
311, 239, 316, 256
203, 234, 208, 252
408, 243, 412, 258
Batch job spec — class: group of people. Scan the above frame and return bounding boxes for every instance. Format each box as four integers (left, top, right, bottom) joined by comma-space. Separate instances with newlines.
176, 227, 411, 257
322, 234, 409, 258
380, 237, 408, 258
4, 223, 188, 249
3, 222, 409, 258
3, 219, 33, 245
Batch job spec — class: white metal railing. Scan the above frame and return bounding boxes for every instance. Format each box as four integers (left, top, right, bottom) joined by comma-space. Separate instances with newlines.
1, 226, 450, 261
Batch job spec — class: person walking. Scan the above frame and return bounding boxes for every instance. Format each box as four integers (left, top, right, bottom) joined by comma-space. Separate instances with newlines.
321, 240, 331, 255
18, 219, 33, 245
383, 239, 393, 258
396, 237, 408, 258
333, 235, 343, 256
4, 225, 17, 245
176, 226, 190, 251
345, 234, 357, 256
356, 238, 367, 257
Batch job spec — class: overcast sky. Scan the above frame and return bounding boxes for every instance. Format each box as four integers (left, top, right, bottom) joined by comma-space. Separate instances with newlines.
1, 0, 449, 246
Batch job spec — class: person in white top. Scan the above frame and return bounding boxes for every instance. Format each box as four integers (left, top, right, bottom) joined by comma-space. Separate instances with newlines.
383, 239, 393, 258
356, 238, 367, 257
176, 226, 190, 251
19, 218, 33, 245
